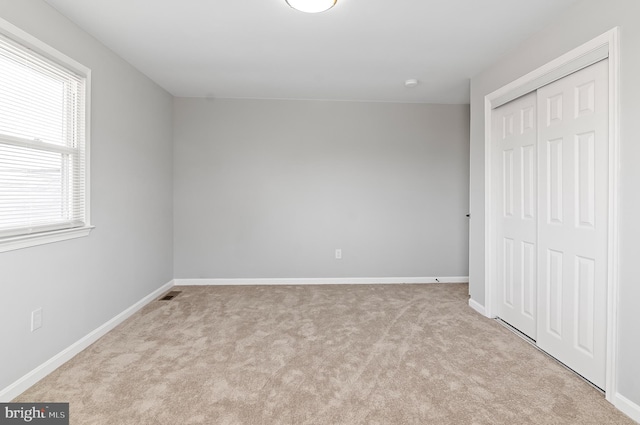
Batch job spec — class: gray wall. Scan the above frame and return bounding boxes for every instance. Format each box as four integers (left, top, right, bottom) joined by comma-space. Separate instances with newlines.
469, 0, 640, 405
174, 99, 469, 279
0, 0, 174, 391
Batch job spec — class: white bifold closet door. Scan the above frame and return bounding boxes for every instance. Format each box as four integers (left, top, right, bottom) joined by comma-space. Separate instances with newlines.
495, 91, 538, 340
536, 59, 608, 388
496, 59, 608, 389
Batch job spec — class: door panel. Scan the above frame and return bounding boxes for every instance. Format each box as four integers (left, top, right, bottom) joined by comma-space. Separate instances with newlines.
536, 59, 608, 389
494, 92, 537, 339
545, 248, 563, 338
547, 137, 564, 223
521, 241, 535, 318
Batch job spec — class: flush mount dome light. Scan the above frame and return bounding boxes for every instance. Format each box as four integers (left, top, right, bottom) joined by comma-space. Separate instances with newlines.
286, 0, 337, 13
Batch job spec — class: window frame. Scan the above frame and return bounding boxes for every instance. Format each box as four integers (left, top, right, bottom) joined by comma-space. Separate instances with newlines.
0, 17, 92, 253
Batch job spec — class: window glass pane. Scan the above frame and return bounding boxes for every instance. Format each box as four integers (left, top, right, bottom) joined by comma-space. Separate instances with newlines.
0, 51, 67, 146
0, 144, 70, 230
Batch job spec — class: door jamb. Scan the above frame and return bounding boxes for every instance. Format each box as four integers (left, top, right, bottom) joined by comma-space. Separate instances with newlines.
482, 28, 620, 400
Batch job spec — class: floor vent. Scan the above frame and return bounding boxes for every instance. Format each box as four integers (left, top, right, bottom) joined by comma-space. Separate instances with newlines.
159, 291, 181, 301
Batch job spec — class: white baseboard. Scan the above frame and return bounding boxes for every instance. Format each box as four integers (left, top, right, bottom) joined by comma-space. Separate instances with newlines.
0, 280, 175, 402
174, 276, 469, 286
468, 298, 487, 317
613, 392, 640, 423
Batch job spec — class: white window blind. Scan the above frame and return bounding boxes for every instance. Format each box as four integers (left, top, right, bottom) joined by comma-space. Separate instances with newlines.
0, 30, 88, 240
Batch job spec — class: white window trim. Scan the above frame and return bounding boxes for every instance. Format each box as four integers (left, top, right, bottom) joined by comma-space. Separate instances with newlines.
0, 226, 94, 253
0, 17, 93, 253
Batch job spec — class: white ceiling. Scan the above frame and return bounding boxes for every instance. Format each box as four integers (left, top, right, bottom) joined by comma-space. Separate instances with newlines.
44, 0, 581, 103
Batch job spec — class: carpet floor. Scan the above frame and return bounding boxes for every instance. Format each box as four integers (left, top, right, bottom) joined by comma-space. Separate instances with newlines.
15, 283, 635, 424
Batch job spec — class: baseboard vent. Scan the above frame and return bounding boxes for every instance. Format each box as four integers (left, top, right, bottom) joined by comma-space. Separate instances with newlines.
159, 291, 181, 301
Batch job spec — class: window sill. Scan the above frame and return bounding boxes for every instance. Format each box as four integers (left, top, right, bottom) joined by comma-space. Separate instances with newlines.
0, 226, 95, 253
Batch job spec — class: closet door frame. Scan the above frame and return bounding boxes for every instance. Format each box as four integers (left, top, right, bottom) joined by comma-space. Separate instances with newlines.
481, 28, 620, 400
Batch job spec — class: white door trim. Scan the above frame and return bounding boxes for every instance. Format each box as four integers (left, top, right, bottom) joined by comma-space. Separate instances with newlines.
483, 28, 620, 401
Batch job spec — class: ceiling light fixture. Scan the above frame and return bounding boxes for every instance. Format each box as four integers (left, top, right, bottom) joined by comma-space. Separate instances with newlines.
286, 0, 337, 13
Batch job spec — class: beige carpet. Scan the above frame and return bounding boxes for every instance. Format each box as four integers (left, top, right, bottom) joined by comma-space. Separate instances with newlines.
15, 283, 635, 424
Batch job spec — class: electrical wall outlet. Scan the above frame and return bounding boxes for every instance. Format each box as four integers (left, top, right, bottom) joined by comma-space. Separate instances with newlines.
31, 308, 43, 332
335, 248, 342, 260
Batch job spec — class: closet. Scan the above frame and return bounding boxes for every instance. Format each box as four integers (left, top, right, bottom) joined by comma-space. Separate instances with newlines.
494, 59, 608, 389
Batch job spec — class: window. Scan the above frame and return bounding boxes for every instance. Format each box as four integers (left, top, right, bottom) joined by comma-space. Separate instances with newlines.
0, 19, 91, 252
